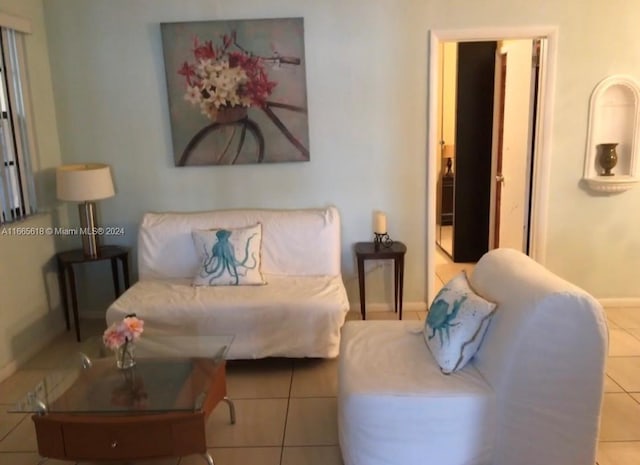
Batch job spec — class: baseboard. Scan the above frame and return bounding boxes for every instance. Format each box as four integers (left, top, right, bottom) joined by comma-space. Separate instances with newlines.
599, 298, 640, 308
351, 298, 640, 312
0, 325, 66, 383
349, 301, 428, 313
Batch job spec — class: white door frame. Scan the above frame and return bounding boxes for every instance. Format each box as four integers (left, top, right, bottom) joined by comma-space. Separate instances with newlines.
427, 26, 558, 304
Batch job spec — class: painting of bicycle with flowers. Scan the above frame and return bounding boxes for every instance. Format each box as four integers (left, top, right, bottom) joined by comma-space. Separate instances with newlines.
161, 17, 309, 166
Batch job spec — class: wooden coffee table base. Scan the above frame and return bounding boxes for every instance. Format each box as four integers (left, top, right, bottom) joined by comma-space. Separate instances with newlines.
31, 362, 234, 464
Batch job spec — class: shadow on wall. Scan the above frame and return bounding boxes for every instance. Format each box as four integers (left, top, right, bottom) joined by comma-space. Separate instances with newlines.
7, 259, 65, 376
41, 254, 61, 317
342, 257, 395, 311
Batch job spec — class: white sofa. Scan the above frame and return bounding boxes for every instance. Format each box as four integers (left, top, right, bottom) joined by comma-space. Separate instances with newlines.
106, 206, 350, 359
338, 248, 608, 465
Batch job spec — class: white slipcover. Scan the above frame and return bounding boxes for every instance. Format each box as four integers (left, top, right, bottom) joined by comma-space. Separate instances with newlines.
137, 206, 342, 280
338, 248, 608, 465
469, 248, 608, 465
106, 206, 349, 359
339, 321, 495, 465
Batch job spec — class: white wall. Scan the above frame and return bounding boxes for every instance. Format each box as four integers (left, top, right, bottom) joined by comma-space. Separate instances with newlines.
0, 0, 65, 378
41, 0, 640, 308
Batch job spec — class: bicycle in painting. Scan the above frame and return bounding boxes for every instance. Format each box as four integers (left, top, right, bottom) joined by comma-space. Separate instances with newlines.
161, 19, 309, 166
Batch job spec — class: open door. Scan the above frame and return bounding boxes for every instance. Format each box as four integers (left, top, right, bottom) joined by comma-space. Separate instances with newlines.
490, 39, 541, 252
452, 41, 496, 263
492, 52, 507, 248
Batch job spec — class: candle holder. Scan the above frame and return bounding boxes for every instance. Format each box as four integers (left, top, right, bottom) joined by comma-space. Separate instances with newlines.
374, 232, 394, 251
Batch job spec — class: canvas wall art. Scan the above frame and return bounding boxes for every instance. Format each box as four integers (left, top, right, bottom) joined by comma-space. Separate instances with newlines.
161, 18, 309, 166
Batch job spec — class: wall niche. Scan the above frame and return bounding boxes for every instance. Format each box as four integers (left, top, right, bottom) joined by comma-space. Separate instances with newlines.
583, 75, 640, 193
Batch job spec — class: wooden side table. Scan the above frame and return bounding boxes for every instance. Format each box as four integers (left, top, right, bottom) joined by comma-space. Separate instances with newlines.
56, 245, 130, 341
355, 241, 407, 320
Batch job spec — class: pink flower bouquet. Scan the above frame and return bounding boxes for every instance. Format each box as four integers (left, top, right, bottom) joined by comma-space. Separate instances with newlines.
103, 314, 144, 350
103, 314, 144, 369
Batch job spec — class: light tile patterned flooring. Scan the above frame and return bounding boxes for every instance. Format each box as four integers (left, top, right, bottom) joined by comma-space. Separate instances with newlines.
0, 318, 347, 465
1, 289, 640, 463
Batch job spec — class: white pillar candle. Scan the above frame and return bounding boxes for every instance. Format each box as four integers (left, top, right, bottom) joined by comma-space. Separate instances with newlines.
374, 211, 387, 234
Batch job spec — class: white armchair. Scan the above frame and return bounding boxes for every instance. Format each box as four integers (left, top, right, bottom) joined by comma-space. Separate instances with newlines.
338, 248, 607, 465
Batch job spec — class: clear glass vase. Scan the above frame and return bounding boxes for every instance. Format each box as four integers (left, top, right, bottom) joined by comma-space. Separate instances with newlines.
115, 341, 136, 369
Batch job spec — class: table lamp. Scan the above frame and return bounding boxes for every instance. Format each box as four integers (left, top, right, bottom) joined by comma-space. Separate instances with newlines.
56, 163, 115, 258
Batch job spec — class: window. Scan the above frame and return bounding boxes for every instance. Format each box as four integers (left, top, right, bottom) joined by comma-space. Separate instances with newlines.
0, 24, 37, 224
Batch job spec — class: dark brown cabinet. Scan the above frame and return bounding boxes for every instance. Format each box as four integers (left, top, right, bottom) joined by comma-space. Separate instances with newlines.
441, 174, 454, 226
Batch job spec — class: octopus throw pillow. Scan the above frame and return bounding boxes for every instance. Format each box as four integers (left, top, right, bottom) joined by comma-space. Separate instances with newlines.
192, 223, 265, 286
424, 271, 496, 374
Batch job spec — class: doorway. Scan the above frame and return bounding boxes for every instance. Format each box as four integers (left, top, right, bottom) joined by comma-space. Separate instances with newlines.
427, 27, 558, 303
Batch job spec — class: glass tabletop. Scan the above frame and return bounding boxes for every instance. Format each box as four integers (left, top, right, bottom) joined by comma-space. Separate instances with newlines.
10, 334, 233, 415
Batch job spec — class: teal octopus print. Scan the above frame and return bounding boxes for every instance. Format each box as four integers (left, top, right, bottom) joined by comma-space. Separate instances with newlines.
427, 295, 468, 347
200, 229, 258, 285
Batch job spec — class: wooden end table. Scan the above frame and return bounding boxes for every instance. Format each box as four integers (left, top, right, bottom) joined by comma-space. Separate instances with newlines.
355, 241, 407, 320
57, 245, 130, 341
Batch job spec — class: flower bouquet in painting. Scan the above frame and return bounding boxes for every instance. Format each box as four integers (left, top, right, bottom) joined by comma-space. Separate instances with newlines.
103, 314, 144, 369
161, 18, 310, 166
178, 32, 277, 123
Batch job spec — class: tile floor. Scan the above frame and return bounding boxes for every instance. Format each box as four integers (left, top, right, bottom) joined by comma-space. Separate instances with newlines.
1, 267, 639, 464
598, 307, 640, 464
0, 318, 349, 465
434, 245, 475, 294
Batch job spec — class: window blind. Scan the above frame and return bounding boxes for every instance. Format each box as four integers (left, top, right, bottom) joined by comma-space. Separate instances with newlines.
0, 26, 37, 224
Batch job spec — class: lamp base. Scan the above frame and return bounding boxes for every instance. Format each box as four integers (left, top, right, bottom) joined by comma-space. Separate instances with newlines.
78, 202, 100, 258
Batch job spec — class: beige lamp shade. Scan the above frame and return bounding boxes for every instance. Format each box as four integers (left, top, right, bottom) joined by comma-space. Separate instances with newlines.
56, 164, 115, 202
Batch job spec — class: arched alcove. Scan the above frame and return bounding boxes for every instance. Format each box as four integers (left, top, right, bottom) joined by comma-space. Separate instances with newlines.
584, 75, 640, 193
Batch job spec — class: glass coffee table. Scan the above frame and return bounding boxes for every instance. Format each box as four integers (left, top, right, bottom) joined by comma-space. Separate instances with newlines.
10, 335, 235, 464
